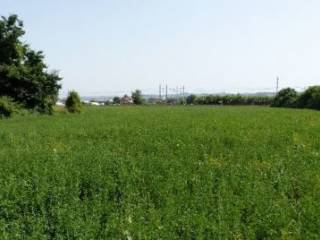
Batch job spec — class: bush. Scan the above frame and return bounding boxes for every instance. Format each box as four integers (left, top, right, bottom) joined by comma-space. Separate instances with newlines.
65, 91, 82, 113
297, 86, 320, 110
272, 88, 298, 108
0, 96, 22, 118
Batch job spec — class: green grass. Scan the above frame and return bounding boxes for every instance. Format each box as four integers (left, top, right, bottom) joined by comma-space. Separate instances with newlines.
1, 106, 320, 239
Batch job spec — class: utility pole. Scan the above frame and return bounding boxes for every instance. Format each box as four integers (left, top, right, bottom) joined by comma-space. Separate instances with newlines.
276, 77, 279, 94
176, 86, 179, 99
182, 85, 185, 104
159, 84, 162, 100
165, 85, 168, 100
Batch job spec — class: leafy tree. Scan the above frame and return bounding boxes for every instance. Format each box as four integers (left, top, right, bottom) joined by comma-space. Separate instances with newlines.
113, 96, 120, 104
65, 91, 82, 113
186, 94, 196, 105
104, 100, 111, 105
0, 14, 61, 114
0, 96, 22, 118
297, 86, 320, 110
272, 88, 298, 108
131, 89, 144, 105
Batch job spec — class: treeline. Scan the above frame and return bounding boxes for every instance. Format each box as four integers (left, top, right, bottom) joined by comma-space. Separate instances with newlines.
186, 94, 273, 106
272, 86, 320, 110
185, 86, 320, 110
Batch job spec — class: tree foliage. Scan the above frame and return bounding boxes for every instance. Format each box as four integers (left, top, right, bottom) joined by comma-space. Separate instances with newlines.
0, 96, 22, 118
0, 14, 61, 114
194, 95, 273, 106
113, 96, 120, 104
297, 86, 320, 110
131, 89, 144, 105
186, 94, 196, 105
65, 91, 82, 113
272, 88, 298, 108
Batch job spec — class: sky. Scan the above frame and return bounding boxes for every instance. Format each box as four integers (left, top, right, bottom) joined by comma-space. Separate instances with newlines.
2, 0, 320, 96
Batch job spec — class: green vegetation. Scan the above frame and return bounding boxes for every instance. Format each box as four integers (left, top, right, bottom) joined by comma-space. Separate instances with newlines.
65, 91, 82, 113
272, 86, 320, 110
184, 86, 320, 111
297, 86, 320, 110
131, 89, 144, 105
0, 96, 22, 118
272, 88, 298, 108
186, 94, 197, 104
0, 14, 61, 114
192, 95, 273, 106
113, 96, 121, 104
1, 106, 320, 239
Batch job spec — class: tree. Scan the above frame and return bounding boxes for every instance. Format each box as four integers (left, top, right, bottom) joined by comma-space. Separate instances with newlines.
65, 91, 82, 113
113, 96, 120, 104
297, 86, 320, 110
0, 14, 61, 114
0, 96, 22, 118
272, 88, 298, 108
186, 94, 196, 105
131, 89, 144, 105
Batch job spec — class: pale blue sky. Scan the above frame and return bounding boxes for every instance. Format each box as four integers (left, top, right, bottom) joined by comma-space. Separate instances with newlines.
2, 0, 320, 96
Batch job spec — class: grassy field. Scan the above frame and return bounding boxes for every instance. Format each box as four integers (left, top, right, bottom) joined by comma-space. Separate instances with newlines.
1, 106, 320, 239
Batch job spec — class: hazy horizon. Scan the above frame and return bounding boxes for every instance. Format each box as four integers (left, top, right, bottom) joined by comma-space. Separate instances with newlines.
2, 0, 320, 96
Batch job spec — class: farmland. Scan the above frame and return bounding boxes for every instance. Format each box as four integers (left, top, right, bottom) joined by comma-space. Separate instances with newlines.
0, 106, 320, 239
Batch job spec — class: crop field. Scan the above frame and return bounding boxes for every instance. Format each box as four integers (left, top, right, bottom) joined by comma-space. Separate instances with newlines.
0, 106, 320, 239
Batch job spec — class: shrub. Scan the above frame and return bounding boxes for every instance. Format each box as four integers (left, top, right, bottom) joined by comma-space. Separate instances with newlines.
0, 96, 22, 118
65, 91, 82, 113
297, 86, 320, 110
272, 88, 298, 108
